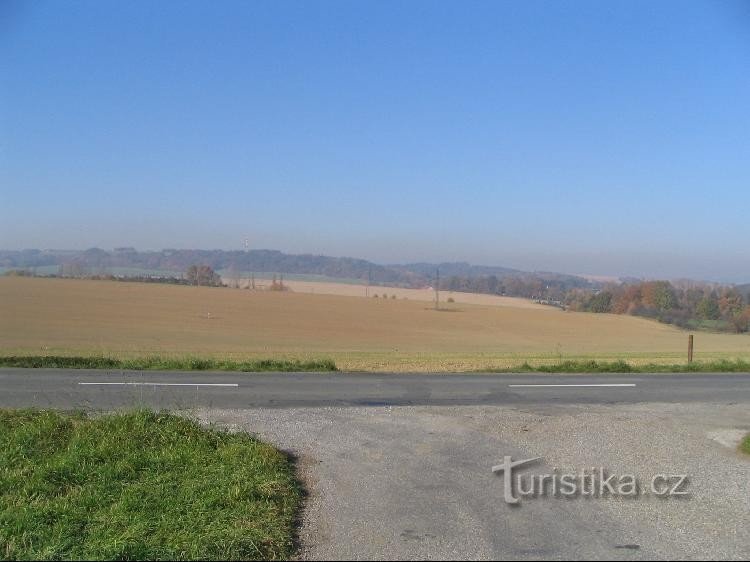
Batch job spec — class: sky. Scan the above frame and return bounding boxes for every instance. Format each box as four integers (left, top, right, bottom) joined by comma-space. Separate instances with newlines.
1, 0, 749, 282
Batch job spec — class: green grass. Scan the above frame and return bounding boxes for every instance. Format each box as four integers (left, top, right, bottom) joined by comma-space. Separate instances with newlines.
0, 355, 338, 372
482, 358, 750, 373
2, 355, 749, 374
0, 409, 301, 560
684, 318, 732, 332
741, 434, 750, 456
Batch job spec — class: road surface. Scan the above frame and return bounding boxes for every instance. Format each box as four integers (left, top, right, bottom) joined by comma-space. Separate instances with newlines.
1, 369, 749, 409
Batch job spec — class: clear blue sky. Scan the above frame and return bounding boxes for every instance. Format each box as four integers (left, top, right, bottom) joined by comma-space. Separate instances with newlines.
2, 0, 749, 281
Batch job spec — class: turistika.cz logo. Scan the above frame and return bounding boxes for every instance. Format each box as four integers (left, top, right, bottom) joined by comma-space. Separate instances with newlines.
491, 456, 689, 505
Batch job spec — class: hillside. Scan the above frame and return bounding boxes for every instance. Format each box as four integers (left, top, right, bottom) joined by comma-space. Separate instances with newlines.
0, 248, 595, 291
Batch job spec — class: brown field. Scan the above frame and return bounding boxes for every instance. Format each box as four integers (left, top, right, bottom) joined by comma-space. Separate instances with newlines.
231, 277, 549, 310
2, 276, 750, 371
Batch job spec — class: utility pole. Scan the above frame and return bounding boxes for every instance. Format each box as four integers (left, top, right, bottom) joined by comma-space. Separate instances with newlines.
688, 334, 694, 364
435, 267, 440, 311
243, 238, 249, 289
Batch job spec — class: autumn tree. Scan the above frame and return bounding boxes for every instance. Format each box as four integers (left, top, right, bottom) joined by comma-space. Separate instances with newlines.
611, 285, 641, 314
640, 281, 677, 311
718, 289, 744, 319
730, 307, 750, 333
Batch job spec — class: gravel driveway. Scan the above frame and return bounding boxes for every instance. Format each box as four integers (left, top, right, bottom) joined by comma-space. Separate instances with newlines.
197, 402, 750, 560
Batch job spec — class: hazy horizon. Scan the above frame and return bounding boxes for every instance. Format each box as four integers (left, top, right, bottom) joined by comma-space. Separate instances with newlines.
2, 244, 748, 285
2, 1, 749, 283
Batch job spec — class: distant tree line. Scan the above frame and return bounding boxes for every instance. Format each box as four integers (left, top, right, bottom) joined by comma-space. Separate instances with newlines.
5, 263, 225, 288
566, 281, 750, 333
437, 274, 750, 333
2, 269, 36, 277
441, 274, 586, 302
89, 275, 191, 285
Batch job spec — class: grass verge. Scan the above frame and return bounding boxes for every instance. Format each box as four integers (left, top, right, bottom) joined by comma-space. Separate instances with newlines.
2, 355, 749, 374
741, 434, 750, 456
0, 355, 337, 372
482, 359, 750, 373
0, 409, 301, 560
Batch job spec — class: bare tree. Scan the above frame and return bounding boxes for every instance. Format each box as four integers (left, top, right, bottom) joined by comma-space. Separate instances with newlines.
186, 265, 222, 287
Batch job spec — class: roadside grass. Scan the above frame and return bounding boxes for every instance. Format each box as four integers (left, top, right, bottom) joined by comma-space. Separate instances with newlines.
0, 355, 337, 372
2, 354, 749, 374
741, 434, 750, 456
482, 358, 750, 374
0, 409, 301, 561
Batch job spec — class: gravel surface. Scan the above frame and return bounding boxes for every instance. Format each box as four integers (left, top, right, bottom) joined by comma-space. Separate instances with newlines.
196, 402, 750, 560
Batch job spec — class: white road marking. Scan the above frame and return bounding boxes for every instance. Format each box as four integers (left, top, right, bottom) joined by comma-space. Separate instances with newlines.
78, 382, 238, 387
508, 383, 636, 388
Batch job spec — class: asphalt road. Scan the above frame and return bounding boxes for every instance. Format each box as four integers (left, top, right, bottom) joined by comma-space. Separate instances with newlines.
1, 369, 750, 409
